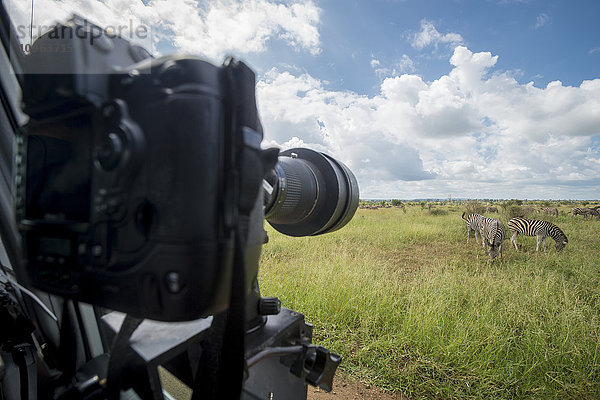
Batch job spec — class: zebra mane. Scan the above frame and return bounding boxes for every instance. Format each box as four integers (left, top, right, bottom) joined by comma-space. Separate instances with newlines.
487, 220, 499, 245
546, 221, 568, 242
551, 224, 568, 242
492, 219, 500, 234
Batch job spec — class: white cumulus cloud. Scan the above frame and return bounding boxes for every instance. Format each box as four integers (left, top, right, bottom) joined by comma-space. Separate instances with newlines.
7, 0, 321, 59
411, 19, 464, 50
535, 13, 551, 29
149, 0, 321, 59
371, 54, 416, 79
258, 46, 600, 199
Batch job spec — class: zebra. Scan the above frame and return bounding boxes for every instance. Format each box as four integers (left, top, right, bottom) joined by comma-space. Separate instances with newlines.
570, 207, 584, 219
479, 217, 506, 260
582, 207, 599, 220
508, 217, 568, 252
570, 207, 599, 220
461, 212, 485, 243
541, 207, 558, 217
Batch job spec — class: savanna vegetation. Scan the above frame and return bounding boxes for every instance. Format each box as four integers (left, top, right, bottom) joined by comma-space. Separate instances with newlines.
259, 201, 600, 399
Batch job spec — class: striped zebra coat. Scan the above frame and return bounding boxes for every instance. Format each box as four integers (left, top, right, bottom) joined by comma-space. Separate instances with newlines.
508, 217, 568, 252
570, 207, 600, 220
541, 207, 558, 217
461, 212, 485, 244
479, 217, 506, 260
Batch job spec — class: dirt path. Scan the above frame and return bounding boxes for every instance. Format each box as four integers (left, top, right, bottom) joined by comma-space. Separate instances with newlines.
308, 375, 408, 400
160, 367, 408, 399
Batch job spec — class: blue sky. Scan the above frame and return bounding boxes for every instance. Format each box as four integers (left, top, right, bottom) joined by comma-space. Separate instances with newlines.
239, 1, 600, 93
8, 0, 600, 199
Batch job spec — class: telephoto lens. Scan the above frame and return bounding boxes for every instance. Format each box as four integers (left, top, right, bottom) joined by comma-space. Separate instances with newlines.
264, 148, 359, 237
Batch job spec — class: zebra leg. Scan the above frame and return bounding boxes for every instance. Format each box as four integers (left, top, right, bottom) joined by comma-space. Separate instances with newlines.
536, 234, 542, 252
510, 232, 519, 251
480, 228, 487, 248
542, 237, 547, 251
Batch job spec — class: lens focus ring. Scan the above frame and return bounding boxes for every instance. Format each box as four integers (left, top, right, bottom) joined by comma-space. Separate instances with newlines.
265, 158, 318, 224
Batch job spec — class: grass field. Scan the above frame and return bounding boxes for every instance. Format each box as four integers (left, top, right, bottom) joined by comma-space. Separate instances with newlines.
258, 205, 600, 399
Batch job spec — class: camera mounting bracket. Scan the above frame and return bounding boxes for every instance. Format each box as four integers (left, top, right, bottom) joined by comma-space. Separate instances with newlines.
100, 307, 339, 400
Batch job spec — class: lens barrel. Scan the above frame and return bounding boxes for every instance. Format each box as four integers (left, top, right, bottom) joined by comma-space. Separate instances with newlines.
264, 148, 359, 237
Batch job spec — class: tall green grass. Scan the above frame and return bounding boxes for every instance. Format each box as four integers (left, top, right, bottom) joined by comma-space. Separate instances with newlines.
258, 207, 600, 399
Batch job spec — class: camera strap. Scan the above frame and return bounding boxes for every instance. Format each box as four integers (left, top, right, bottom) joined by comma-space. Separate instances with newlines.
57, 300, 78, 380
190, 58, 253, 400
192, 58, 277, 400
192, 225, 247, 400
105, 314, 143, 400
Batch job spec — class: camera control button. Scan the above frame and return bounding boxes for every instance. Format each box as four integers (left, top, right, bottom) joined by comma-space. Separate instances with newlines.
106, 195, 124, 215
258, 297, 281, 315
96, 132, 123, 171
92, 245, 103, 257
164, 271, 184, 294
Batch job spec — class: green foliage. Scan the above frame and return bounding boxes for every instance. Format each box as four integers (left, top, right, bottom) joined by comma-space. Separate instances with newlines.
502, 205, 524, 219
259, 206, 600, 399
428, 208, 448, 216
391, 199, 403, 207
503, 199, 523, 207
464, 200, 484, 215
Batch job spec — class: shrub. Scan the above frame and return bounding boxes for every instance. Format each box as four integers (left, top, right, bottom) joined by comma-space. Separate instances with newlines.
503, 199, 523, 207
503, 205, 524, 219
464, 200, 484, 215
429, 208, 448, 216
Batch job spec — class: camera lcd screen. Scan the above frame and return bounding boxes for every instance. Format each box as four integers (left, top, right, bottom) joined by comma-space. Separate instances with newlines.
25, 123, 92, 223
37, 236, 72, 257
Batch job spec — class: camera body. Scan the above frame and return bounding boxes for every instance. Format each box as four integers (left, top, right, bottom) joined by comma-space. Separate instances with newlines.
16, 18, 269, 321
